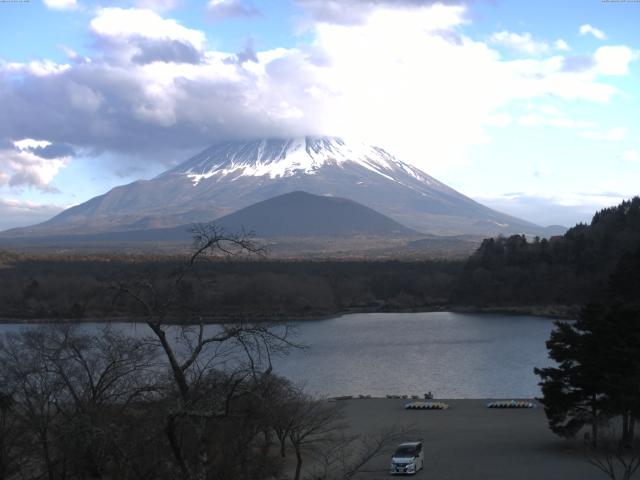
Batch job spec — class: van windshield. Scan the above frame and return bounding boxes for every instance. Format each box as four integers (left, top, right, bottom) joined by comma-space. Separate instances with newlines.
394, 446, 418, 457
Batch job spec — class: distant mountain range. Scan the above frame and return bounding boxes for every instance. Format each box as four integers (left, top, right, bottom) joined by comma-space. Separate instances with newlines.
0, 136, 565, 239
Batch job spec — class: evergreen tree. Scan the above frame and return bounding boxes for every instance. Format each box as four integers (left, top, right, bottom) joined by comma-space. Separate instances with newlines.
536, 249, 640, 446
608, 246, 640, 309
534, 304, 609, 445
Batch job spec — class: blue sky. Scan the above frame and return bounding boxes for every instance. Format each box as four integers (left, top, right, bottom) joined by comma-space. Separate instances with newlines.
0, 0, 639, 229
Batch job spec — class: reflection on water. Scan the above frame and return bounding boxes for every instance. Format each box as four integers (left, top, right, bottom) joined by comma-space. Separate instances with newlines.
0, 312, 557, 399
272, 312, 556, 398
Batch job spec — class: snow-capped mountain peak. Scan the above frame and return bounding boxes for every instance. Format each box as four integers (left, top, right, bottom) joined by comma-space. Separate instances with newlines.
5, 135, 548, 239
162, 136, 436, 187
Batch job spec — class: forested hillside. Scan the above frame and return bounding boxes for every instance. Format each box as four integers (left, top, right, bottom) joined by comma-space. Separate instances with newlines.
454, 197, 640, 307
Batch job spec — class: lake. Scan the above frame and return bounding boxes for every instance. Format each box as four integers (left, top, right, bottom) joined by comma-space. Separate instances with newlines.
0, 312, 558, 399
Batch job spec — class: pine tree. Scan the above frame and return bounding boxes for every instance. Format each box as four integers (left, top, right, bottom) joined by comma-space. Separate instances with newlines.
535, 304, 609, 445
536, 248, 640, 446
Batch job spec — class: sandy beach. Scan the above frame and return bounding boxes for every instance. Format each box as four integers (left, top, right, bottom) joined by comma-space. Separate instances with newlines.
335, 399, 603, 480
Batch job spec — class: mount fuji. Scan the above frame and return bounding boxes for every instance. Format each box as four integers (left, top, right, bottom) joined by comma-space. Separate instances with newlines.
2, 136, 556, 238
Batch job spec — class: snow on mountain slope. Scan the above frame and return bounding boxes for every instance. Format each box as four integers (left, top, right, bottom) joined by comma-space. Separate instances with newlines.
161, 137, 438, 188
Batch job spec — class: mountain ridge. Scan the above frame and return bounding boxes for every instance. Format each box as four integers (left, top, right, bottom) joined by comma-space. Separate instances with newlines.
0, 136, 559, 238
211, 190, 418, 237
0, 191, 420, 248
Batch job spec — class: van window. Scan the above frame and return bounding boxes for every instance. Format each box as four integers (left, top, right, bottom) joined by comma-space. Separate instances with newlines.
394, 446, 418, 457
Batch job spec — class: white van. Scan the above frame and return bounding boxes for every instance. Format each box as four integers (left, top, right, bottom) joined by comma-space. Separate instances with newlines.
390, 441, 424, 475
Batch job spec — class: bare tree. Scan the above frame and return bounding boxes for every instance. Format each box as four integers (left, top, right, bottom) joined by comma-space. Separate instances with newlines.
39, 324, 159, 412
0, 391, 24, 480
46, 325, 159, 479
585, 423, 640, 480
0, 325, 161, 480
259, 375, 302, 459
287, 397, 345, 480
309, 426, 416, 480
112, 223, 298, 480
0, 329, 66, 480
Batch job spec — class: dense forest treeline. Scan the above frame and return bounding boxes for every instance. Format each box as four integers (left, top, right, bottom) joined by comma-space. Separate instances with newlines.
454, 197, 640, 308
0, 256, 462, 321
1, 196, 640, 321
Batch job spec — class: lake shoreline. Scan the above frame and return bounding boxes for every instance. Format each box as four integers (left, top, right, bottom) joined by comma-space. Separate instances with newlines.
0, 303, 577, 325
0, 311, 556, 399
328, 395, 540, 402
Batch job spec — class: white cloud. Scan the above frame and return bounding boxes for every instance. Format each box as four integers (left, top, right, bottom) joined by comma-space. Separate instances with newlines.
0, 140, 71, 191
537, 104, 562, 116
42, 0, 77, 10
580, 127, 628, 142
517, 105, 595, 129
593, 45, 636, 75
5, 60, 71, 76
0, 4, 637, 178
66, 82, 104, 112
134, 0, 180, 11
206, 0, 258, 20
290, 7, 630, 169
489, 31, 569, 56
579, 24, 607, 40
91, 8, 206, 51
622, 149, 640, 162
485, 113, 512, 127
14, 139, 51, 150
295, 0, 467, 25
87, 8, 208, 66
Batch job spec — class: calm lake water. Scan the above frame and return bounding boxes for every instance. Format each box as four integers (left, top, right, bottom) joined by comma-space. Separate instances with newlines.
0, 312, 558, 399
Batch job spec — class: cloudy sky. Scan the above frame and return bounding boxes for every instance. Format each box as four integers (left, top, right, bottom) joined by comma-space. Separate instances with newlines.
0, 0, 639, 230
